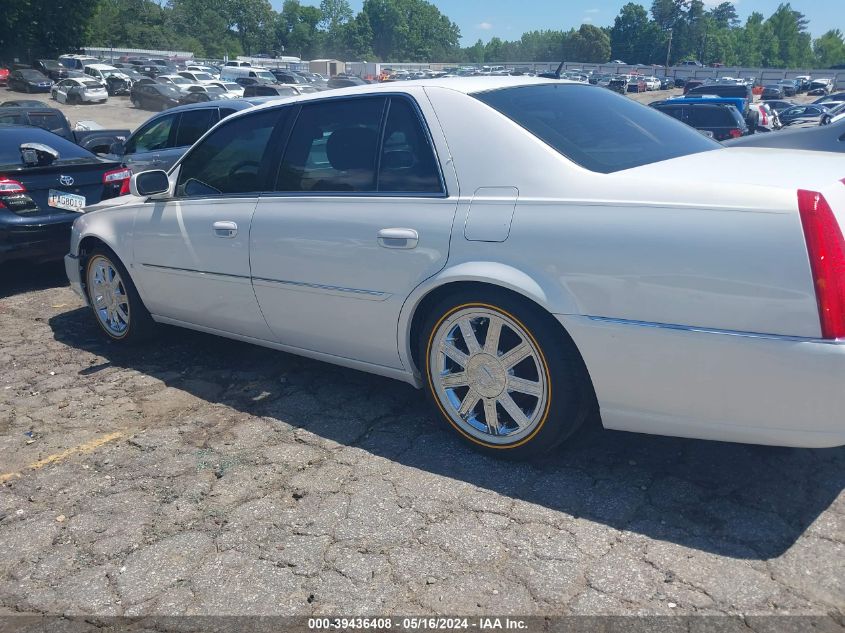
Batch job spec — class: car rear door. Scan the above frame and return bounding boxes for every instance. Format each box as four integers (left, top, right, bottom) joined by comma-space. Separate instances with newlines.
249, 92, 458, 369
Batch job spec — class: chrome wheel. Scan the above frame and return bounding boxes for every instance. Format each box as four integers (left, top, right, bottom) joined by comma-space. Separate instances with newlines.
428, 306, 549, 445
87, 255, 131, 337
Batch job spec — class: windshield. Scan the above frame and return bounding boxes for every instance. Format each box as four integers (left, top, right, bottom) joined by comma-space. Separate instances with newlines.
222, 83, 239, 90
169, 77, 191, 85
474, 83, 719, 174
194, 73, 213, 81
157, 85, 181, 97
255, 71, 275, 81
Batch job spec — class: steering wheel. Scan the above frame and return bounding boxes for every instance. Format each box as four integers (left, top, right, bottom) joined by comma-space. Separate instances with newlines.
228, 160, 259, 179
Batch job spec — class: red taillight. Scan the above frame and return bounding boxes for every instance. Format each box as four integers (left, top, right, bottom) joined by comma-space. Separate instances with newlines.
103, 168, 131, 196
0, 177, 26, 195
728, 128, 743, 138
797, 189, 845, 340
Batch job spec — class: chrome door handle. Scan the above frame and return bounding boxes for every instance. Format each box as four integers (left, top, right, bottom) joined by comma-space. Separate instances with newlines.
378, 228, 418, 249
213, 220, 238, 238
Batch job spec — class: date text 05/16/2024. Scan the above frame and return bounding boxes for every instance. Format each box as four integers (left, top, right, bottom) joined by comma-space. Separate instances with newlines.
307, 618, 529, 630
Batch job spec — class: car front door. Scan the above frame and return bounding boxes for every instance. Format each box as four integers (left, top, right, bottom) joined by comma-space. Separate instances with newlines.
132, 108, 286, 338
122, 113, 177, 173
250, 92, 458, 369
54, 80, 70, 103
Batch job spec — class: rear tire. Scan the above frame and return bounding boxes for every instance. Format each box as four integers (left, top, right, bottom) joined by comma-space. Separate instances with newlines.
420, 288, 593, 460
83, 246, 155, 344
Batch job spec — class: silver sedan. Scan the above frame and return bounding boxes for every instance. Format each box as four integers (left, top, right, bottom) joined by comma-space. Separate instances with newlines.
65, 77, 845, 458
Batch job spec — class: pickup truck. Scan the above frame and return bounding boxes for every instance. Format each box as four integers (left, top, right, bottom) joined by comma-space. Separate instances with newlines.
0, 106, 129, 154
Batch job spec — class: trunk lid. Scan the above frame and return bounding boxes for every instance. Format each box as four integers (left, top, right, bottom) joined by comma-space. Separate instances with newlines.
620, 146, 845, 226
1, 159, 122, 219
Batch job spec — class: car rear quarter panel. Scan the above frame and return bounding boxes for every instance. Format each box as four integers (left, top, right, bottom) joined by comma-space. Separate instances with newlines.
420, 85, 822, 340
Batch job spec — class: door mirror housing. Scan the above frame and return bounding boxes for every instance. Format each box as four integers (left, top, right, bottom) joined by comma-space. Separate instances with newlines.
109, 140, 125, 156
131, 170, 170, 198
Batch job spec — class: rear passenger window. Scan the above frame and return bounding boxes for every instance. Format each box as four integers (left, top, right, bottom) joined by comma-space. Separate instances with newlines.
277, 97, 385, 192
175, 108, 217, 147
689, 107, 730, 127
379, 98, 442, 194
176, 108, 284, 197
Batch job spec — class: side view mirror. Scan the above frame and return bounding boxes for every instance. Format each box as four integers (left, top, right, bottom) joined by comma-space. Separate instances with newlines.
131, 170, 170, 198
109, 140, 125, 155
20, 142, 59, 166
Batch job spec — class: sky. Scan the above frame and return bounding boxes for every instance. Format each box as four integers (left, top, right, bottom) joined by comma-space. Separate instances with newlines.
284, 0, 845, 45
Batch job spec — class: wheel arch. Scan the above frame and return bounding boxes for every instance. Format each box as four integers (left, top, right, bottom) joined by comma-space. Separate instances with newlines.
399, 261, 582, 379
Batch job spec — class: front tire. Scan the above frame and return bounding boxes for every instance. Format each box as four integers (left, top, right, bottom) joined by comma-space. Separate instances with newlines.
420, 288, 593, 459
84, 247, 154, 343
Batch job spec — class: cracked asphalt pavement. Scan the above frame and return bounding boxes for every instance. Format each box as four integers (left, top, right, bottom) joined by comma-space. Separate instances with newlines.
0, 262, 843, 626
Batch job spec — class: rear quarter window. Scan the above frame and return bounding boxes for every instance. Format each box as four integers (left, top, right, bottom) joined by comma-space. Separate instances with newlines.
474, 83, 719, 174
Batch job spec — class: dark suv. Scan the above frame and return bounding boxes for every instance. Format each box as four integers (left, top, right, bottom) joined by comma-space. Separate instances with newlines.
652, 102, 749, 141
242, 84, 298, 98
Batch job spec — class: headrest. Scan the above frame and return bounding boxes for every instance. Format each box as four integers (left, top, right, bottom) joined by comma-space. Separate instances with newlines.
326, 127, 378, 171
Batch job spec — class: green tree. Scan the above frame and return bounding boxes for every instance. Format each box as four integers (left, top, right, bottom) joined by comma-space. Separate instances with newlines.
169, 0, 242, 58
814, 29, 845, 68
363, 0, 460, 62
735, 11, 779, 67
710, 2, 739, 29
566, 24, 611, 63
766, 3, 812, 67
611, 3, 661, 64
319, 0, 353, 33
229, 0, 275, 55
276, 0, 322, 59
2, 0, 99, 59
338, 11, 374, 59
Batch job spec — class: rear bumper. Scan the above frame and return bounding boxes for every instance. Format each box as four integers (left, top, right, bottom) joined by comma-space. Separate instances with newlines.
0, 221, 73, 264
64, 253, 86, 303
558, 315, 845, 448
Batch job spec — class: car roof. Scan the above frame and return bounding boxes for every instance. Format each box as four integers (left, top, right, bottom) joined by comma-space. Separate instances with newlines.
86, 63, 118, 70
138, 98, 255, 121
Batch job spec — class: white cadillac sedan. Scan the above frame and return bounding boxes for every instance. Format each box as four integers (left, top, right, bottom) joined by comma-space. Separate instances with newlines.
65, 77, 845, 458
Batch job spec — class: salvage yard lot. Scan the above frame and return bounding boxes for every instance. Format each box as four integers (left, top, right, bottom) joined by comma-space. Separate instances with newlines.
1, 264, 843, 620
0, 81, 843, 624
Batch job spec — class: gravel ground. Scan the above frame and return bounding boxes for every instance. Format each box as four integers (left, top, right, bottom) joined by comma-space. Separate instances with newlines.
0, 261, 843, 629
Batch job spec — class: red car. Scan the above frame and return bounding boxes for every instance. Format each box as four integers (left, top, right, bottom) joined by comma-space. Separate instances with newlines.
0, 66, 9, 86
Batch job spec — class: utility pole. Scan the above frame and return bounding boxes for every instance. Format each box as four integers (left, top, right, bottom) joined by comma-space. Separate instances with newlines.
665, 28, 673, 68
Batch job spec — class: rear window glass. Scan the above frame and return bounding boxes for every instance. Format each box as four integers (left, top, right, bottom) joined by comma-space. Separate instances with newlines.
0, 128, 92, 166
688, 106, 733, 126
474, 83, 719, 173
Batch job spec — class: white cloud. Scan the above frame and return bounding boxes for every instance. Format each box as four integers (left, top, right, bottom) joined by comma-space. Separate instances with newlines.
585, 8, 600, 13
582, 16, 594, 22
477, 21, 494, 30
